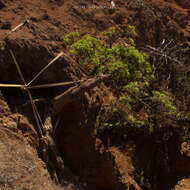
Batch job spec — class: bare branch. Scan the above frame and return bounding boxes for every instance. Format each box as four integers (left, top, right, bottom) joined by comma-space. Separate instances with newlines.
27, 80, 84, 90
6, 20, 29, 37
10, 50, 43, 136
0, 84, 24, 88
27, 52, 64, 86
145, 45, 182, 65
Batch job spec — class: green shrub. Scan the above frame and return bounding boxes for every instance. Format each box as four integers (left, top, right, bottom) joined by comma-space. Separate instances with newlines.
66, 26, 178, 130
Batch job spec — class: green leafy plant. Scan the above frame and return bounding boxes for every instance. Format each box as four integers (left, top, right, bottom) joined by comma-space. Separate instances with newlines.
151, 90, 177, 115
63, 30, 79, 45
127, 25, 137, 37
102, 27, 116, 47
66, 26, 179, 130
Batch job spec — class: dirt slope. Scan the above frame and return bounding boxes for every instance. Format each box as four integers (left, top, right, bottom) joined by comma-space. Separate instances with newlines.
0, 0, 189, 45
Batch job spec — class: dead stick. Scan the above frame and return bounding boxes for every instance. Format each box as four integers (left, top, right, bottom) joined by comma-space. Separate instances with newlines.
0, 84, 24, 88
27, 52, 64, 86
10, 50, 43, 136
27, 80, 84, 90
6, 20, 29, 37
145, 45, 182, 65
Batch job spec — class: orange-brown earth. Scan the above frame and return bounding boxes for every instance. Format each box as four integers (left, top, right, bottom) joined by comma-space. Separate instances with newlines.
0, 0, 189, 190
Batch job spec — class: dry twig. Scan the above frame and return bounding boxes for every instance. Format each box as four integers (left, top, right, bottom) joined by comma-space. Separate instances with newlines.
6, 20, 29, 37
10, 50, 43, 136
27, 52, 64, 86
146, 45, 182, 65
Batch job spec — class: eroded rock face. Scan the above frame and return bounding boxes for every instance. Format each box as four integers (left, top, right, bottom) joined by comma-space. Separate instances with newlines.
0, 92, 66, 190
54, 88, 141, 190
109, 147, 142, 190
0, 39, 73, 87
